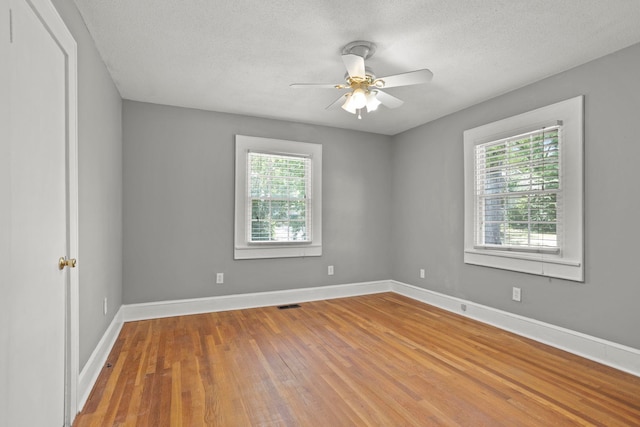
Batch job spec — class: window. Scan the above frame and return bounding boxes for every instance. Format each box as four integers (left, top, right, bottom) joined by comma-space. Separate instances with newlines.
474, 125, 561, 253
463, 96, 584, 281
248, 152, 311, 243
234, 135, 322, 259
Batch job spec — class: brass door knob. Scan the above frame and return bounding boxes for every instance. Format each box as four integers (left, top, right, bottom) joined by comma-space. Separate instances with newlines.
58, 257, 77, 270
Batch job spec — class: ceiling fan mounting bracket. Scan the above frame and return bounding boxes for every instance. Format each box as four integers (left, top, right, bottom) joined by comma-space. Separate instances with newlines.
342, 40, 376, 59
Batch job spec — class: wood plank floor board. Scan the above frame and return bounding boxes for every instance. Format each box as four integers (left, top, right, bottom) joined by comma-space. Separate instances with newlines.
73, 293, 640, 426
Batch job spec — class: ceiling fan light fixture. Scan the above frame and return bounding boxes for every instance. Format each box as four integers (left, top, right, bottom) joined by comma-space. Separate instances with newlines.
293, 40, 433, 119
341, 93, 357, 114
365, 91, 381, 112
351, 88, 367, 109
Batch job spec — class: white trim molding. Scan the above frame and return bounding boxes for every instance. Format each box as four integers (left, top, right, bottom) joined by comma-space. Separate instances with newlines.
77, 307, 124, 411
391, 281, 640, 377
79, 280, 639, 412
123, 280, 390, 322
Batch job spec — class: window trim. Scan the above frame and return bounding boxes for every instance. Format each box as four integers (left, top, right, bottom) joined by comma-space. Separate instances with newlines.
463, 96, 584, 281
234, 135, 322, 260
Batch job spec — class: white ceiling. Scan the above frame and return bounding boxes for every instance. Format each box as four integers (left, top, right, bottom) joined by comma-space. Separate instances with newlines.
73, 0, 640, 135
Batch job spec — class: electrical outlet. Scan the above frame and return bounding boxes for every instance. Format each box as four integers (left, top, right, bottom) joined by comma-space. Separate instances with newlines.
419, 268, 425, 279
328, 265, 334, 276
512, 287, 522, 302
216, 273, 224, 284
103, 297, 108, 315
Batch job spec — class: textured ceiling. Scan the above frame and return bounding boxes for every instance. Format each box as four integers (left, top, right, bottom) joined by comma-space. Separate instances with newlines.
73, 0, 640, 135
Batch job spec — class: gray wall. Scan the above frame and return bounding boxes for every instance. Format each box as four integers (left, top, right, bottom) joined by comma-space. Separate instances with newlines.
52, 0, 123, 371
391, 42, 640, 349
1, 1, 11, 419
123, 101, 392, 303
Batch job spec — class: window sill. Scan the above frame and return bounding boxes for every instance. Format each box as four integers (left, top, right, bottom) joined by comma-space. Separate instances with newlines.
464, 249, 583, 281
234, 244, 322, 260
464, 249, 580, 266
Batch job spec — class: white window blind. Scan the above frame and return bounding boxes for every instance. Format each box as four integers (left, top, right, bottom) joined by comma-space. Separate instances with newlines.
247, 151, 312, 243
474, 125, 561, 254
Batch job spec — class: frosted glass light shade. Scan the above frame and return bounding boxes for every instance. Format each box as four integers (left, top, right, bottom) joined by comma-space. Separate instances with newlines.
351, 88, 367, 109
341, 93, 357, 114
366, 91, 382, 112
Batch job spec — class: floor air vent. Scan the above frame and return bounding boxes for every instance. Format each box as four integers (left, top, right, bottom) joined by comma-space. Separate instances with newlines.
277, 304, 301, 310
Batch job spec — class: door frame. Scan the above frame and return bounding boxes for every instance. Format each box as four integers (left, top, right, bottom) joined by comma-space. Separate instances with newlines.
21, 0, 79, 423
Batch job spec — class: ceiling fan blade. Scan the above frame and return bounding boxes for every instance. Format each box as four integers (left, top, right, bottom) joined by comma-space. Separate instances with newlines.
375, 90, 404, 109
342, 54, 366, 78
326, 94, 348, 110
290, 83, 346, 89
376, 69, 433, 88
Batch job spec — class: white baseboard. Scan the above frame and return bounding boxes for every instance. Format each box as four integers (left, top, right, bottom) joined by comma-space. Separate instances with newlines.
78, 279, 639, 412
122, 280, 391, 322
391, 281, 640, 377
77, 306, 124, 411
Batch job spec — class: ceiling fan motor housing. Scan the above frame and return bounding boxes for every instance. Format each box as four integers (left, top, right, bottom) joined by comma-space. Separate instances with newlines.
343, 67, 376, 82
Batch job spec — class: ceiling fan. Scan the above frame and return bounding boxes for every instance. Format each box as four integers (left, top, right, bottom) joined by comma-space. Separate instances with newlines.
290, 41, 433, 119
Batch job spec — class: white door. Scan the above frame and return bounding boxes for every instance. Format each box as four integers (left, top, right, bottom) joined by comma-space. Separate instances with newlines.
8, 0, 76, 425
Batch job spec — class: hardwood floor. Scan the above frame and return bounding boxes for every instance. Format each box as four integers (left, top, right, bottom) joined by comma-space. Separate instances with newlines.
73, 293, 640, 426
